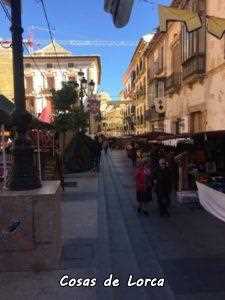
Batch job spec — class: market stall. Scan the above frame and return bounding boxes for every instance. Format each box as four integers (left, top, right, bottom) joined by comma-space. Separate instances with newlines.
165, 131, 225, 207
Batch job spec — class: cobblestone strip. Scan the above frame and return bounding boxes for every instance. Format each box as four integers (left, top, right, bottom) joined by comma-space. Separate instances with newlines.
96, 169, 114, 300
107, 153, 175, 300
101, 155, 148, 300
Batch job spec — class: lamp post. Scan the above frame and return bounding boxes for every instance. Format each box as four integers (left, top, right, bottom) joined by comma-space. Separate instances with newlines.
73, 69, 95, 133
73, 69, 95, 106
6, 0, 41, 190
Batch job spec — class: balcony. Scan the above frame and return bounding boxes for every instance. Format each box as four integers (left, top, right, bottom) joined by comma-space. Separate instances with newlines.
148, 107, 165, 122
182, 54, 206, 82
165, 72, 182, 95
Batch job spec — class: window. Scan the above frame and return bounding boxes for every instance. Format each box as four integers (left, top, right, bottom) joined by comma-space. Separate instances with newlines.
158, 46, 164, 72
25, 76, 33, 93
181, 1, 204, 62
171, 39, 181, 74
47, 77, 55, 89
140, 59, 143, 71
47, 63, 53, 69
155, 80, 164, 98
26, 96, 35, 113
68, 63, 74, 68
190, 112, 203, 133
182, 26, 198, 61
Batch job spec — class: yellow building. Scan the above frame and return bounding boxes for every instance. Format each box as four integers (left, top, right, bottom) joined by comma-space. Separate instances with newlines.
101, 99, 125, 137
123, 34, 153, 135
0, 46, 14, 100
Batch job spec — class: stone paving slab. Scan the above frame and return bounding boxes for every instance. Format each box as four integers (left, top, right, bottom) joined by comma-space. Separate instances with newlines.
62, 201, 97, 240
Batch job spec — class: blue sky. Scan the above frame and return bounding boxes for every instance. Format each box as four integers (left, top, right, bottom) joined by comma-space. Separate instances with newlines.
0, 0, 170, 100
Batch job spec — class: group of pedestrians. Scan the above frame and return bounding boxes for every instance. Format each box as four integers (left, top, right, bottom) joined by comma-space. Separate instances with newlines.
129, 142, 172, 218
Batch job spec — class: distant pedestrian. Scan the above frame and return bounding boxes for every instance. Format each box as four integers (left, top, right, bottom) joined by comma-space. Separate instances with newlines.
129, 142, 137, 167
153, 158, 172, 217
135, 161, 152, 216
144, 161, 153, 204
103, 139, 109, 155
93, 136, 102, 172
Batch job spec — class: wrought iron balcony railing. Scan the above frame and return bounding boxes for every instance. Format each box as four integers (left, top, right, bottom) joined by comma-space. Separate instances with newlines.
182, 54, 206, 81
165, 72, 182, 93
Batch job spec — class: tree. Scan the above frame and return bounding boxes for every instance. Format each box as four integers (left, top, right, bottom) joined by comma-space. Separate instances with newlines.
52, 81, 89, 155
52, 81, 89, 135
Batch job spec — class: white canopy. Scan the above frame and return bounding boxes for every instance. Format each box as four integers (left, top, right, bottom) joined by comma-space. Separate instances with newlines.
197, 182, 225, 223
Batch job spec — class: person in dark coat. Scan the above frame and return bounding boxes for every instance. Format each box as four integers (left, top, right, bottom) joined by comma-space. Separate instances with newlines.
153, 158, 172, 217
129, 142, 137, 167
93, 136, 102, 172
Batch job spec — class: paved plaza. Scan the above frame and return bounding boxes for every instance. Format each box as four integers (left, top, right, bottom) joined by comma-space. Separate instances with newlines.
1, 150, 225, 299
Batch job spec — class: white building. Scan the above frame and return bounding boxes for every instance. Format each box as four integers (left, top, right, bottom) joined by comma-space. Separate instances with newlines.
24, 42, 101, 120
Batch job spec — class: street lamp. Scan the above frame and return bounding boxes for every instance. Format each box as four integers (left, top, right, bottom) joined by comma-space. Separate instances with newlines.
73, 70, 95, 106
6, 0, 41, 190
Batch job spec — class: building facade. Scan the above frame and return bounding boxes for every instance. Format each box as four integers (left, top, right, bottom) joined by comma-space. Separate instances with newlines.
144, 0, 225, 135
102, 101, 125, 137
123, 34, 153, 135
23, 42, 101, 120
0, 45, 14, 101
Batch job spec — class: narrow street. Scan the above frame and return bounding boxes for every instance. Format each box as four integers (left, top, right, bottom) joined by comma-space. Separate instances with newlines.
1, 150, 225, 300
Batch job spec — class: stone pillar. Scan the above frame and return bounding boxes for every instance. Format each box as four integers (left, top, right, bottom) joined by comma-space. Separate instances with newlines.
0, 181, 62, 271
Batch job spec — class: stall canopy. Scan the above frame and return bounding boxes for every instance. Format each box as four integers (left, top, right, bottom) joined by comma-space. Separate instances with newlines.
0, 95, 14, 126
132, 131, 175, 141
0, 94, 53, 130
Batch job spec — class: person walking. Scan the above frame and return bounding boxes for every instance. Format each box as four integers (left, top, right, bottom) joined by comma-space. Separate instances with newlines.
135, 161, 152, 216
93, 136, 102, 172
129, 142, 137, 167
103, 139, 109, 155
153, 158, 172, 217
144, 161, 153, 205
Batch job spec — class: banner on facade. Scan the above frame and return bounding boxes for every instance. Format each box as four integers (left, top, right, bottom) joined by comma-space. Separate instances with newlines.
159, 5, 202, 33
197, 182, 225, 223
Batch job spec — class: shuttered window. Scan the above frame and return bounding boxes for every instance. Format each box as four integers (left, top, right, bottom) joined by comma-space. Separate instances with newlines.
47, 77, 55, 89
181, 1, 202, 62
25, 77, 33, 93
172, 37, 182, 74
